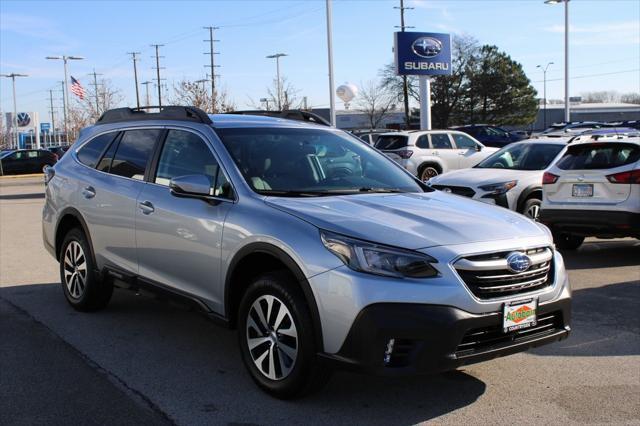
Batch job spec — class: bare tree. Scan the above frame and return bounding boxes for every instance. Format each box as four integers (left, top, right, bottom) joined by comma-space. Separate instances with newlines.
67, 78, 125, 137
265, 77, 301, 110
620, 92, 640, 105
0, 109, 9, 150
171, 79, 235, 113
355, 80, 396, 129
581, 91, 620, 103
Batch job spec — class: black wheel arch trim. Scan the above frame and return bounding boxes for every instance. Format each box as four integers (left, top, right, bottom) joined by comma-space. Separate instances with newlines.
55, 207, 96, 265
517, 185, 542, 213
225, 242, 324, 351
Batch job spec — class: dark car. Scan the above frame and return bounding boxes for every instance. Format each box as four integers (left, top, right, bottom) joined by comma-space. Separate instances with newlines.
351, 128, 398, 145
450, 124, 525, 148
0, 149, 58, 175
48, 146, 70, 158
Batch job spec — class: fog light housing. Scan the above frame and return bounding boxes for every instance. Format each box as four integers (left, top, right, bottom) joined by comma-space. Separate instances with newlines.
383, 338, 395, 365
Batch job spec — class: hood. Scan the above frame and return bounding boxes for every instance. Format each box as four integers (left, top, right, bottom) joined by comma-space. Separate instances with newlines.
429, 168, 538, 187
265, 191, 546, 249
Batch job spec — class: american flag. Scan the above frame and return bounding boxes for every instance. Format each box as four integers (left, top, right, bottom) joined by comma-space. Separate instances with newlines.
70, 76, 85, 100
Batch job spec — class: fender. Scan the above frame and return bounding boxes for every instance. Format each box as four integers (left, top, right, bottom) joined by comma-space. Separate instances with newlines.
225, 242, 324, 351
55, 207, 96, 264
517, 185, 543, 213
416, 156, 446, 174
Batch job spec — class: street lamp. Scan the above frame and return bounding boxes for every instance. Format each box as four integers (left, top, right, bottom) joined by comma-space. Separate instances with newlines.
46, 55, 84, 140
266, 53, 287, 110
0, 73, 28, 149
544, 0, 570, 123
536, 62, 554, 129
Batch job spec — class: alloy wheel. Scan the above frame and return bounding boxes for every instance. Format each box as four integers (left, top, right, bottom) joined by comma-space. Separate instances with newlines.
421, 167, 438, 181
246, 295, 298, 381
63, 241, 87, 299
526, 204, 541, 221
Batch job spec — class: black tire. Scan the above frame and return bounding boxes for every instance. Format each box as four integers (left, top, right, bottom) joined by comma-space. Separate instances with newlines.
521, 198, 541, 221
419, 164, 440, 181
237, 270, 330, 399
59, 227, 113, 311
553, 232, 585, 250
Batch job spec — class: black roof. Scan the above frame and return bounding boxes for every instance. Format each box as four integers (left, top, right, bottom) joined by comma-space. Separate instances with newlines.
96, 106, 212, 125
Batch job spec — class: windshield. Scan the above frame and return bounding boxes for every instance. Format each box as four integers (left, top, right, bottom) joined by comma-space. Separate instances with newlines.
0, 150, 14, 159
476, 143, 565, 170
216, 127, 423, 196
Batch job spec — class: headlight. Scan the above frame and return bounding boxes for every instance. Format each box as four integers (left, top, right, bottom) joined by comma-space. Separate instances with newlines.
478, 180, 517, 195
320, 230, 439, 278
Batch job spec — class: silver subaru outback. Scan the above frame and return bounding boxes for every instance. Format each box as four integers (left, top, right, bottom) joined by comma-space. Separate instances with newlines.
42, 107, 571, 398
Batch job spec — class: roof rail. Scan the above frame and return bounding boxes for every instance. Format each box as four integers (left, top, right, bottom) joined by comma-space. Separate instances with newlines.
226, 110, 331, 126
96, 106, 212, 125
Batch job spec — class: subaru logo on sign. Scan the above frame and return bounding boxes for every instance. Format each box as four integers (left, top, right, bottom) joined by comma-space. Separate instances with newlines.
412, 37, 443, 58
506, 252, 532, 274
17, 112, 31, 127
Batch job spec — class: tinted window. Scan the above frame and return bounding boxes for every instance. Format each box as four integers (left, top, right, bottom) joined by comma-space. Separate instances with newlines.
155, 130, 219, 187
96, 135, 120, 172
77, 132, 118, 168
430, 134, 452, 149
556, 143, 640, 170
27, 151, 39, 159
375, 135, 408, 150
110, 129, 160, 180
452, 133, 477, 149
476, 143, 565, 170
415, 135, 430, 149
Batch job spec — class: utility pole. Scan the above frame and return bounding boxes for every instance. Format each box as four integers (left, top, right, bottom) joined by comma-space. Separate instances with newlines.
150, 44, 165, 108
46, 55, 84, 140
141, 81, 152, 107
537, 62, 554, 129
128, 52, 141, 108
203, 26, 220, 112
88, 69, 103, 118
395, 0, 414, 128
0, 73, 28, 149
325, 0, 336, 126
266, 53, 287, 110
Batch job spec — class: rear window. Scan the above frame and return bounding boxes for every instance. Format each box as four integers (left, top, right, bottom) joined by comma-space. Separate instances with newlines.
77, 132, 118, 168
374, 135, 408, 150
556, 143, 640, 170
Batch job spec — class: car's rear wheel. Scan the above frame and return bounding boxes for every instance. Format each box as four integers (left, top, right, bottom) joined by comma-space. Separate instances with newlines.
522, 198, 541, 221
238, 271, 329, 399
419, 164, 439, 181
59, 228, 113, 311
553, 232, 584, 250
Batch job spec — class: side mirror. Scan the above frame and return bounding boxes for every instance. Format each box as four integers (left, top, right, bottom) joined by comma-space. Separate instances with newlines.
169, 174, 212, 198
475, 144, 482, 152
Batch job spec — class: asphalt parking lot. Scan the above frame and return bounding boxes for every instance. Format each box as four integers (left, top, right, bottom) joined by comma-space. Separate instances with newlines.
1, 176, 639, 425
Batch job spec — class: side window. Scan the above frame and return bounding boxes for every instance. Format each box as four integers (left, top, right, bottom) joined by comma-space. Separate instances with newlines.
13, 152, 25, 160
96, 135, 120, 172
430, 134, 453, 149
27, 151, 39, 159
415, 135, 430, 149
452, 133, 477, 150
110, 129, 160, 180
77, 132, 118, 168
155, 130, 233, 199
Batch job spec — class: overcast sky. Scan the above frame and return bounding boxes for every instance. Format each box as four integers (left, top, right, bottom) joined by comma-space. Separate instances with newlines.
1, 0, 639, 121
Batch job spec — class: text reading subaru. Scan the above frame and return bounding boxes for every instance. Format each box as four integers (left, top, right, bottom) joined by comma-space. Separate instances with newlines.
42, 107, 571, 398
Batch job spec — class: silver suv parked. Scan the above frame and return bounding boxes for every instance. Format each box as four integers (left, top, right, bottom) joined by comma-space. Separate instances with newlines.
43, 107, 571, 398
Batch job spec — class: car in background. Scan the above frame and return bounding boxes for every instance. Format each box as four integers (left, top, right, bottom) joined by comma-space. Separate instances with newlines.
429, 140, 567, 220
450, 124, 525, 148
352, 129, 397, 146
540, 135, 640, 249
565, 128, 640, 144
374, 130, 498, 181
536, 121, 619, 138
48, 146, 70, 158
0, 149, 58, 175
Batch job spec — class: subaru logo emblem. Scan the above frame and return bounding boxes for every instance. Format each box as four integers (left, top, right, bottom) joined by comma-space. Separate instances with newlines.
17, 112, 31, 127
506, 252, 531, 273
412, 37, 442, 58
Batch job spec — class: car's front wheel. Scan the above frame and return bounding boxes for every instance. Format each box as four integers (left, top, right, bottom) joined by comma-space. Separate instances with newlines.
59, 228, 113, 311
522, 198, 541, 221
238, 271, 329, 399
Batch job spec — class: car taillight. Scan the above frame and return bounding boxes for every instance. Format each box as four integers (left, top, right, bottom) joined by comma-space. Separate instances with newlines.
606, 169, 640, 184
396, 150, 413, 159
542, 172, 559, 184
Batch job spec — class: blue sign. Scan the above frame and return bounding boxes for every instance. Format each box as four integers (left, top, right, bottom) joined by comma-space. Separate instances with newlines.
394, 32, 452, 76
40, 123, 51, 132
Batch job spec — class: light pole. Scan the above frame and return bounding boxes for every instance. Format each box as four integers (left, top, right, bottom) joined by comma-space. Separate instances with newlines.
325, 0, 336, 127
266, 53, 287, 110
536, 62, 554, 129
0, 73, 28, 149
46, 55, 84, 139
545, 0, 570, 123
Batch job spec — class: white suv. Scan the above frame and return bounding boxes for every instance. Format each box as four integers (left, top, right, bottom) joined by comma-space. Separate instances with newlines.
375, 130, 498, 181
540, 135, 640, 249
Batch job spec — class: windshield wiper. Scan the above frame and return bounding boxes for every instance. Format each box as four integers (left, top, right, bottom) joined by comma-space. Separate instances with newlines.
257, 190, 337, 197
356, 187, 408, 193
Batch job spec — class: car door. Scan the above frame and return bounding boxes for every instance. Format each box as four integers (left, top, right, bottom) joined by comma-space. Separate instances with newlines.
451, 132, 484, 168
1, 152, 19, 174
429, 133, 459, 171
75, 128, 162, 274
135, 128, 234, 310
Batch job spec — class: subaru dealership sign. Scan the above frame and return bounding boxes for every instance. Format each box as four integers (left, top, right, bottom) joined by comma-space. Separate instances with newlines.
394, 32, 452, 76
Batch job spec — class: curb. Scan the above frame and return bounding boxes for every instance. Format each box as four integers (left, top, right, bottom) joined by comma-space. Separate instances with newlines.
0, 173, 43, 180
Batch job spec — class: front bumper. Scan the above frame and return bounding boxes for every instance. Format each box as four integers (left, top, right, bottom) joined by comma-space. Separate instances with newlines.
540, 209, 640, 238
321, 296, 570, 376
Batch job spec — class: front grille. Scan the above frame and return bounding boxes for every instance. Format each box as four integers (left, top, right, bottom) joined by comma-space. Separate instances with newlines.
456, 311, 563, 356
431, 185, 476, 198
454, 247, 554, 299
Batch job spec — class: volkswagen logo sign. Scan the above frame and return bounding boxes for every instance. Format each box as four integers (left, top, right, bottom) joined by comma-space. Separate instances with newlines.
506, 252, 532, 274
412, 37, 443, 58
16, 112, 31, 127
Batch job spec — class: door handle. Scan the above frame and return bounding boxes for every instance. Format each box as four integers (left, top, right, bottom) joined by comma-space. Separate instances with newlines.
82, 186, 95, 199
139, 201, 155, 215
